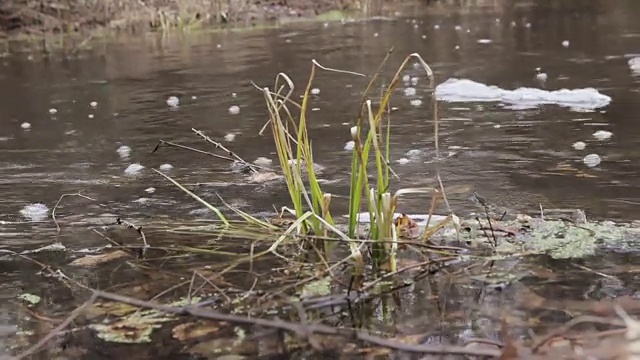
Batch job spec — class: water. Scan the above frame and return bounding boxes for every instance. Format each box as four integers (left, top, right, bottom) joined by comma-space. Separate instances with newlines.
3, 0, 640, 357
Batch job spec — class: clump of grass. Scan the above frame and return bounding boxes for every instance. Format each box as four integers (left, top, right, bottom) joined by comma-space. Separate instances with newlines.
259, 53, 456, 273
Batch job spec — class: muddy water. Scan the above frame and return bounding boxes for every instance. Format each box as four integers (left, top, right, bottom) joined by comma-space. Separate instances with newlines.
3, 0, 640, 357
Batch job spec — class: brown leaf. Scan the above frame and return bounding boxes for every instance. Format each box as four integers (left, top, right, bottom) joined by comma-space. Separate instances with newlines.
172, 321, 221, 341
69, 250, 129, 267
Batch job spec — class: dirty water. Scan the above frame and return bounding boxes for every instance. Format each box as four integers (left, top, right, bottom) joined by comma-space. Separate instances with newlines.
3, 0, 640, 358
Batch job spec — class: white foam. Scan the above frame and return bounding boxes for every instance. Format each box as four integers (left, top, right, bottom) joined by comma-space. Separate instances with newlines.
124, 163, 144, 176
629, 57, 640, 74
583, 154, 601, 168
435, 78, 611, 111
20, 203, 49, 222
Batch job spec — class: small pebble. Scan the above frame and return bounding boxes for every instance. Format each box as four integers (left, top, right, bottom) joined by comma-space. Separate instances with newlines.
20, 122, 31, 129
228, 105, 240, 115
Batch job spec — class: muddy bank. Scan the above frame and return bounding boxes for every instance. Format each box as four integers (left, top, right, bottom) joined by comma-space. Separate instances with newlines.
0, 0, 429, 36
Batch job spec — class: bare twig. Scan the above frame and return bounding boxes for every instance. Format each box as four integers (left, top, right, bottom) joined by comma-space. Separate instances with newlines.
52, 192, 96, 233
90, 290, 501, 357
14, 292, 98, 360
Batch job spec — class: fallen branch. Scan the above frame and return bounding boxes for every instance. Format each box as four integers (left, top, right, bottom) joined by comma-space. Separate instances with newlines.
17, 289, 502, 358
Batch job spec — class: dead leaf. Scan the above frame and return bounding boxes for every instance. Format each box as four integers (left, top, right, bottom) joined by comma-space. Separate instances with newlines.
69, 250, 129, 267
172, 321, 221, 341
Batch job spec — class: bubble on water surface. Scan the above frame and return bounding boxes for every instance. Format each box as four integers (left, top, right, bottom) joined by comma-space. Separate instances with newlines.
88, 114, 94, 119
455, 25, 462, 31
49, 108, 57, 114
344, 141, 355, 151
397, 158, 410, 164
406, 149, 422, 158
224, 133, 236, 142
593, 130, 612, 140
403, 87, 417, 97
433, 25, 440, 29
124, 163, 144, 176
20, 203, 49, 222
402, 75, 410, 83
117, 145, 131, 158
477, 39, 492, 44
410, 77, 419, 86
228, 105, 240, 115
90, 101, 98, 108
562, 40, 570, 48
410, 99, 423, 107
159, 163, 173, 171
583, 154, 601, 168
20, 122, 31, 129
145, 187, 156, 194
310, 88, 320, 95
166, 96, 179, 108
572, 141, 586, 150
254, 157, 273, 166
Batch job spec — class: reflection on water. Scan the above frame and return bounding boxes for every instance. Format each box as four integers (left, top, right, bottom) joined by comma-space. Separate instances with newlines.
3, 0, 640, 356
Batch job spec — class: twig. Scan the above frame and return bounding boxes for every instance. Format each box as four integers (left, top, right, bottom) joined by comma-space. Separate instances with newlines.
310, 59, 367, 77
192, 128, 260, 174
51, 193, 95, 233
90, 290, 502, 357
152, 140, 236, 162
14, 292, 98, 360
531, 315, 626, 352
115, 217, 148, 256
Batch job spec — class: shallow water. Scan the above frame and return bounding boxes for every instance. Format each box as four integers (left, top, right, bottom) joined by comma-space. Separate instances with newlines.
3, 0, 640, 357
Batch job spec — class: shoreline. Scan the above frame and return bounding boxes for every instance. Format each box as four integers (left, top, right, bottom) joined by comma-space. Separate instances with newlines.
0, 0, 429, 49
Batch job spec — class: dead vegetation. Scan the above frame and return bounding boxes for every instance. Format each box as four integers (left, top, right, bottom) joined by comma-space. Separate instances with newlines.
0, 0, 401, 36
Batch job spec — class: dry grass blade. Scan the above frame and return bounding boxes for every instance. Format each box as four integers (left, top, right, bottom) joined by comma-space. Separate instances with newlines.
152, 169, 229, 226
